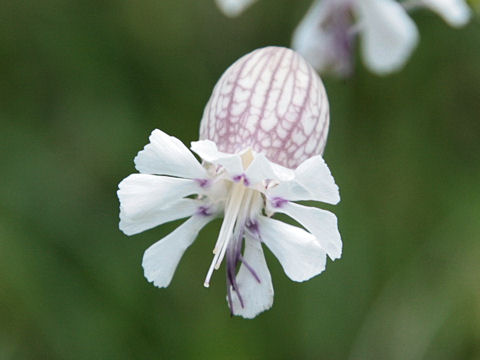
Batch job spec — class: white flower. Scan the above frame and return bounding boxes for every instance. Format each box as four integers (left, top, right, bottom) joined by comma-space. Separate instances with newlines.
292, 0, 471, 76
293, 0, 418, 75
117, 47, 342, 318
291, 0, 357, 77
356, 0, 419, 74
215, 0, 257, 17
419, 0, 471, 27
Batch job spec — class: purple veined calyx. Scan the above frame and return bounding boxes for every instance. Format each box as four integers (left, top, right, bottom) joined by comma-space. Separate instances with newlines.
200, 46, 330, 168
117, 47, 342, 319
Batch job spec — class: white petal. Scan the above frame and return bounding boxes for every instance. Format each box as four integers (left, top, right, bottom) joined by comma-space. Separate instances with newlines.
230, 235, 274, 319
292, 0, 343, 74
118, 174, 201, 234
142, 215, 213, 287
215, 0, 257, 17
134, 129, 207, 179
244, 153, 275, 186
269, 162, 296, 182
421, 0, 471, 27
257, 215, 327, 282
268, 155, 340, 204
244, 153, 294, 188
356, 0, 419, 74
292, 0, 328, 68
190, 140, 243, 176
272, 201, 342, 260
293, 155, 340, 204
120, 198, 203, 236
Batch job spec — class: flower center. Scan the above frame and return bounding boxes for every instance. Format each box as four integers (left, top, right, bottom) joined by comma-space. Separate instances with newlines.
203, 181, 260, 288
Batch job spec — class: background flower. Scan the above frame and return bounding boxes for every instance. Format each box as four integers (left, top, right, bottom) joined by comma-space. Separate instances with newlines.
216, 0, 258, 17
292, 0, 471, 76
214, 0, 472, 76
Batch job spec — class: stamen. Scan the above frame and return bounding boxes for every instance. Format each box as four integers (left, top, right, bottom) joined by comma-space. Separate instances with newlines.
204, 183, 246, 287
214, 190, 253, 270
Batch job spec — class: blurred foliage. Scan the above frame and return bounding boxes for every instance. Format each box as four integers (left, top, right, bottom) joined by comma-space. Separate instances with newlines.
0, 0, 479, 359
468, 0, 480, 13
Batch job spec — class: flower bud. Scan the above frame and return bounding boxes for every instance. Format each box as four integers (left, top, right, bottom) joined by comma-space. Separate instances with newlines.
199, 46, 330, 169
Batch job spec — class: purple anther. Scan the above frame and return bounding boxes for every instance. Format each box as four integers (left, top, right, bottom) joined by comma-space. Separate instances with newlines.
196, 206, 211, 217
194, 178, 210, 188
271, 197, 288, 208
232, 173, 250, 186
233, 175, 243, 183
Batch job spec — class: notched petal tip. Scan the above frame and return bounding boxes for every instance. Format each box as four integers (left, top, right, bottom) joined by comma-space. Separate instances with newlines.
268, 155, 340, 204
134, 129, 207, 179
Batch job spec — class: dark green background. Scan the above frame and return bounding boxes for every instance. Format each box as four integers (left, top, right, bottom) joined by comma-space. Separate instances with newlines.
1, 0, 479, 359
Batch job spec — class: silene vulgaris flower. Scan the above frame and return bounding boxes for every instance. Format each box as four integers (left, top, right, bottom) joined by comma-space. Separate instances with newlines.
292, 0, 471, 76
117, 47, 342, 318
215, 0, 472, 76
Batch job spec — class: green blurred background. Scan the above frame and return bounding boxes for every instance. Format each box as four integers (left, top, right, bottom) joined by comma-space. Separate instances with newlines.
1, 0, 479, 359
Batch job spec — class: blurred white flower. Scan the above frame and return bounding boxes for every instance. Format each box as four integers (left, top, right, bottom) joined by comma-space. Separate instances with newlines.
292, 0, 357, 77
293, 0, 471, 76
117, 47, 342, 318
214, 0, 471, 75
215, 0, 257, 17
357, 0, 419, 74
419, 0, 471, 26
